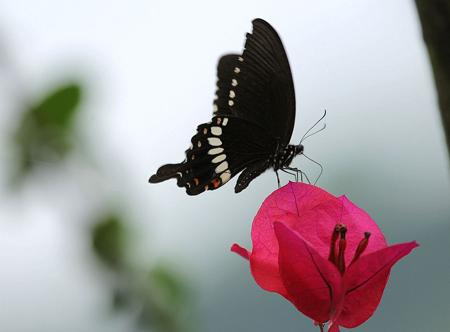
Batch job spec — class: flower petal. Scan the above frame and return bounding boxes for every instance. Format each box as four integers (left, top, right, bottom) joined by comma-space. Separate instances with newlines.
231, 243, 250, 260
328, 323, 341, 332
274, 222, 342, 323
337, 241, 419, 328
338, 196, 387, 262
250, 183, 337, 293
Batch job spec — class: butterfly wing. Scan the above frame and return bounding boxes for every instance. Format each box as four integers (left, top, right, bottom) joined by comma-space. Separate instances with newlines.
214, 18, 296, 146
149, 116, 276, 195
149, 19, 296, 194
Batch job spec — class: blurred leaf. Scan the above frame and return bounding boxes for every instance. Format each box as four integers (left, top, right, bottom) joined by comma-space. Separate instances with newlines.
91, 215, 126, 269
32, 84, 81, 126
112, 287, 131, 311
12, 83, 83, 178
136, 264, 194, 332
148, 264, 188, 308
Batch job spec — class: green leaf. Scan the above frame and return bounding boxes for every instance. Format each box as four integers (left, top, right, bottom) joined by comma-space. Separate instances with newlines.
12, 82, 83, 178
32, 83, 82, 127
91, 215, 126, 269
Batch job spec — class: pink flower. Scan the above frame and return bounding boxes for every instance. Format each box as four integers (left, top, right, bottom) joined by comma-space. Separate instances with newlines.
231, 182, 418, 331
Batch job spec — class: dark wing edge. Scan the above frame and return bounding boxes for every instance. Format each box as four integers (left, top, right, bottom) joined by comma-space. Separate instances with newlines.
212, 54, 240, 116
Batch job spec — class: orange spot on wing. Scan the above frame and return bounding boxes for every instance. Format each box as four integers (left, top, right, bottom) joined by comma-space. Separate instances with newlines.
193, 178, 199, 186
212, 179, 220, 188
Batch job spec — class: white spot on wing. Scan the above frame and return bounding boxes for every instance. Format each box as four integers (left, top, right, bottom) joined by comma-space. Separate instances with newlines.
208, 147, 224, 155
238, 56, 244, 62
197, 141, 202, 148
229, 90, 235, 98
215, 161, 229, 173
208, 137, 222, 146
234, 67, 240, 73
220, 170, 231, 183
232, 79, 238, 86
212, 154, 226, 163
228, 100, 234, 106
222, 118, 229, 126
211, 126, 222, 136
213, 104, 218, 112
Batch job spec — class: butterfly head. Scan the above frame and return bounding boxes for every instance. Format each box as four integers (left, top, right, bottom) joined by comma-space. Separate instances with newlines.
294, 144, 304, 156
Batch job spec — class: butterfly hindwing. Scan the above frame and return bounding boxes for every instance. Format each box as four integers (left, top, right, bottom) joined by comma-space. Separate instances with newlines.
235, 160, 270, 193
149, 116, 276, 195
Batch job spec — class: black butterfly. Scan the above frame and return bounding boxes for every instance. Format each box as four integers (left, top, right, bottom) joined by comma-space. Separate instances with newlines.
149, 18, 306, 195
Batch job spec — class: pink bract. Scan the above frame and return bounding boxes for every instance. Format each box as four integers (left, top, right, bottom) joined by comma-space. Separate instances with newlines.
232, 182, 418, 331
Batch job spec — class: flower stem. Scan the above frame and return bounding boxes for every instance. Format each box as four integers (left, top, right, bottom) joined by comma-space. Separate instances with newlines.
319, 324, 324, 332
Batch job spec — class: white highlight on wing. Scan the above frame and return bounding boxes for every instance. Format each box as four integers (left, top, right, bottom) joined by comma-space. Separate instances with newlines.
208, 137, 222, 146
220, 170, 231, 183
208, 147, 224, 155
211, 126, 222, 136
215, 161, 228, 173
212, 154, 226, 163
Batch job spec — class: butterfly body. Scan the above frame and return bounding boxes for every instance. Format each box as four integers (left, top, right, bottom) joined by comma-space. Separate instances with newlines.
149, 19, 302, 195
271, 144, 304, 171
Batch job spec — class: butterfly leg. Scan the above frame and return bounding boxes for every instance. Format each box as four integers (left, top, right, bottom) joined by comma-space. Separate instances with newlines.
285, 167, 311, 184
276, 170, 280, 188
281, 168, 297, 181
300, 170, 311, 184
284, 166, 298, 181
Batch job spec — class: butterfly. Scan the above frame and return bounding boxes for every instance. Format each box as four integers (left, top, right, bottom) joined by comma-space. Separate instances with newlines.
149, 18, 307, 195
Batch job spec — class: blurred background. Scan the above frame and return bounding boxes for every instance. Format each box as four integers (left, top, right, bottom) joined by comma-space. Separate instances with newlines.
0, 1, 449, 331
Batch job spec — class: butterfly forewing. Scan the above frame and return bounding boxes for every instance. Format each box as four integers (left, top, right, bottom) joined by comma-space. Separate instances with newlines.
214, 19, 296, 145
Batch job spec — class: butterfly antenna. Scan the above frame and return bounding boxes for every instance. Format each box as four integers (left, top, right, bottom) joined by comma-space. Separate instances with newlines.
300, 109, 327, 144
302, 153, 323, 184
301, 123, 327, 143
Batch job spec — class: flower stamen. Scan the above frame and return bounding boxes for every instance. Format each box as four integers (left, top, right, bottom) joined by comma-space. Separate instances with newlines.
328, 224, 342, 264
337, 226, 347, 274
350, 232, 371, 265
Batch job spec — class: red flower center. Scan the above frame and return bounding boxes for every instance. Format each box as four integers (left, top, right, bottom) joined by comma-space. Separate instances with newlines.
328, 224, 371, 274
